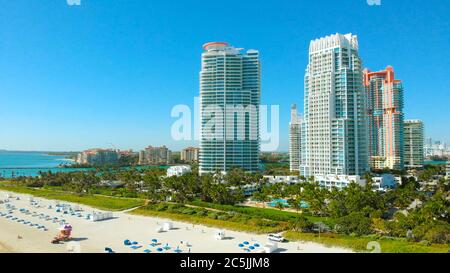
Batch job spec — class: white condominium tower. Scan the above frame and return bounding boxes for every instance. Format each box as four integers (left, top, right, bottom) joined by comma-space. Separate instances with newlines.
300, 33, 369, 177
289, 104, 302, 172
199, 42, 260, 174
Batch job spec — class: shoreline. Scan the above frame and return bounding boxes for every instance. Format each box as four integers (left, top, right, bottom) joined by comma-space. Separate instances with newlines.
0, 190, 353, 253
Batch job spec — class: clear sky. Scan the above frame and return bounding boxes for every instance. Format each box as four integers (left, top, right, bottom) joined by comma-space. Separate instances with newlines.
0, 0, 449, 152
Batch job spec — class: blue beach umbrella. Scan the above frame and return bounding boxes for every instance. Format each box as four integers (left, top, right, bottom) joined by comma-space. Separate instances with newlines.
157, 248, 163, 252
243, 241, 249, 245
239, 244, 244, 248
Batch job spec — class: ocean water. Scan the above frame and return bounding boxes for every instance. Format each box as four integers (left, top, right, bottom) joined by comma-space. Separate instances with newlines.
0, 151, 74, 178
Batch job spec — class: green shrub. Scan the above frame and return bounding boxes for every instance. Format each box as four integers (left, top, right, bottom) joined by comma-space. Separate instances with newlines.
335, 212, 373, 236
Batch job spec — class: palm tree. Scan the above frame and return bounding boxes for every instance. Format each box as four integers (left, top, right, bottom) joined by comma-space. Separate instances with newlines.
275, 201, 284, 211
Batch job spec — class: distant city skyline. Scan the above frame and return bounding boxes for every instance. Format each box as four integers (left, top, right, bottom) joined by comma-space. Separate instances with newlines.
1, 0, 449, 152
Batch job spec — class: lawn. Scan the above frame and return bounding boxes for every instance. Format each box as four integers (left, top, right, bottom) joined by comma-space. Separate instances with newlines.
0, 183, 144, 211
188, 199, 336, 227
131, 203, 288, 234
284, 231, 450, 253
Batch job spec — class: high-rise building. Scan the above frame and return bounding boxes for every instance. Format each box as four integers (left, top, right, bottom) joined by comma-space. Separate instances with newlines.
289, 104, 302, 172
76, 149, 120, 165
300, 33, 369, 177
404, 120, 424, 168
138, 145, 172, 165
181, 147, 200, 163
199, 42, 260, 174
364, 66, 404, 170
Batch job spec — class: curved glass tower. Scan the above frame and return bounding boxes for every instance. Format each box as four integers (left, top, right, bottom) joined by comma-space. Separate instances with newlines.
199, 42, 261, 174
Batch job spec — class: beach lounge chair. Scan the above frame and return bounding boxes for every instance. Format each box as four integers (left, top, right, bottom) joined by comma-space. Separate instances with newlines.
143, 249, 151, 253
104, 247, 114, 253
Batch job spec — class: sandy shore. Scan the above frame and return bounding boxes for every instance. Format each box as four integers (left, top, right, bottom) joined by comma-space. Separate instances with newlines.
0, 190, 353, 253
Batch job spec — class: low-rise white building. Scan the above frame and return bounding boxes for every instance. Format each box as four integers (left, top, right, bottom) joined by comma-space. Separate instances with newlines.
314, 175, 365, 190
263, 176, 301, 185
371, 174, 401, 192
167, 165, 192, 177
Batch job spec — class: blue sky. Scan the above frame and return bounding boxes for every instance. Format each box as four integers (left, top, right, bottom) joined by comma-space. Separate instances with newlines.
0, 0, 449, 152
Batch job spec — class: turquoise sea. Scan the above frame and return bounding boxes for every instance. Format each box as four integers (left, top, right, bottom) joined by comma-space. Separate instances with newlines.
0, 151, 169, 178
0, 151, 77, 178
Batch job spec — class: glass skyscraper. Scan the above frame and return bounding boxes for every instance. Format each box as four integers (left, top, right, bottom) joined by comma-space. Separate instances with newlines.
364, 66, 405, 171
300, 33, 369, 177
199, 42, 260, 174
404, 120, 424, 168
289, 104, 302, 172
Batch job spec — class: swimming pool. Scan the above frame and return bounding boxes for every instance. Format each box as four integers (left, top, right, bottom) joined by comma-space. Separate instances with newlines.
267, 199, 309, 209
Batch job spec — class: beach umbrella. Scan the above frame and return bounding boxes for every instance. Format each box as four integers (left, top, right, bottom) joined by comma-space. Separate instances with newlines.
243, 241, 249, 245
152, 239, 158, 243
249, 246, 255, 250
254, 243, 260, 248
239, 244, 244, 248
174, 246, 182, 253
156, 248, 163, 252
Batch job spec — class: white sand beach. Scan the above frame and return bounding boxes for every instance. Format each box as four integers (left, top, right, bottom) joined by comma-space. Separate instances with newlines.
0, 190, 353, 253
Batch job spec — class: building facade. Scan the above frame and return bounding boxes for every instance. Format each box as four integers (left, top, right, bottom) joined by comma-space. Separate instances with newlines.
364, 66, 404, 170
167, 165, 192, 177
404, 120, 424, 168
289, 104, 302, 172
76, 149, 120, 165
199, 42, 260, 174
300, 33, 369, 177
181, 147, 200, 163
138, 145, 172, 165
314, 175, 365, 190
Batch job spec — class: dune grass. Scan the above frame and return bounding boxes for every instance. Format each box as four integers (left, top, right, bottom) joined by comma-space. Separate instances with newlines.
0, 184, 144, 211
284, 231, 450, 253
